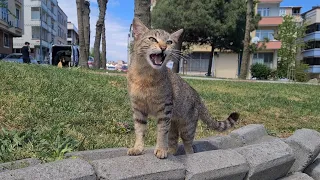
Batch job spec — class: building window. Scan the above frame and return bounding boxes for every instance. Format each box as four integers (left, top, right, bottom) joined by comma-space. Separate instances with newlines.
1, 1, 8, 22
16, 8, 20, 28
257, 8, 270, 17
279, 8, 286, 16
255, 30, 274, 41
303, 57, 320, 66
253, 53, 273, 68
305, 41, 320, 50
3, 33, 10, 47
31, 7, 40, 20
292, 8, 300, 15
306, 23, 320, 34
32, 26, 40, 39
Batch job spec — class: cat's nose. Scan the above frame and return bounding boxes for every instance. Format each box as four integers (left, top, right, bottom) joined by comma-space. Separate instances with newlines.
160, 45, 167, 51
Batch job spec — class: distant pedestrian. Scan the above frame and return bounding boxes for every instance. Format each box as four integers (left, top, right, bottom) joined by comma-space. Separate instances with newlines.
21, 42, 31, 64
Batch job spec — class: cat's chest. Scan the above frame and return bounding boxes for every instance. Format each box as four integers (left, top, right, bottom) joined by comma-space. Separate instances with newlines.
129, 78, 170, 98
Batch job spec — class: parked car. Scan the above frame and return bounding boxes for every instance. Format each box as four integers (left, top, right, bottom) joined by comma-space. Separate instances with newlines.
106, 64, 116, 71
118, 64, 128, 72
1, 53, 38, 64
88, 56, 94, 68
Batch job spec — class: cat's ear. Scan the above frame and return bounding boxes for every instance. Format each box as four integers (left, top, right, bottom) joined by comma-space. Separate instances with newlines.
132, 17, 149, 40
170, 29, 184, 43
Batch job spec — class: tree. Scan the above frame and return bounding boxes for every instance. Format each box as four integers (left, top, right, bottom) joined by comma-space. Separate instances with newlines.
276, 15, 306, 79
152, 0, 254, 76
134, 0, 151, 28
93, 0, 108, 69
239, 0, 254, 79
151, 0, 184, 73
76, 0, 89, 67
101, 23, 107, 69
83, 0, 91, 63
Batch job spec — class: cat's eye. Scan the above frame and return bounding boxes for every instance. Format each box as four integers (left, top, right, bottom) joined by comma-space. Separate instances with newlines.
149, 37, 158, 42
166, 40, 173, 45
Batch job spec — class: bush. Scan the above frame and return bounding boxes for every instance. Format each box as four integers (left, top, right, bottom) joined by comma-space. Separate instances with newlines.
250, 63, 272, 80
295, 62, 310, 82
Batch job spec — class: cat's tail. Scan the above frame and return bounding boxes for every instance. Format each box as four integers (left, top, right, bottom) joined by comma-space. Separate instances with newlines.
197, 100, 239, 132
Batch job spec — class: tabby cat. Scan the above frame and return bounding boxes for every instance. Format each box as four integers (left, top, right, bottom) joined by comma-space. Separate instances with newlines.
127, 17, 240, 159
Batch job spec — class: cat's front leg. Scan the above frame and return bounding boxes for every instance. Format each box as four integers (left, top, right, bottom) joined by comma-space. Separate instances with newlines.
127, 109, 148, 156
154, 102, 173, 159
154, 117, 171, 159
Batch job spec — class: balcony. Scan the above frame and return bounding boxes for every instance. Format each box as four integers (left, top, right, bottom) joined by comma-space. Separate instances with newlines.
309, 65, 320, 73
259, 17, 283, 26
304, 32, 320, 42
302, 49, 320, 57
258, 41, 282, 50
15, 0, 23, 5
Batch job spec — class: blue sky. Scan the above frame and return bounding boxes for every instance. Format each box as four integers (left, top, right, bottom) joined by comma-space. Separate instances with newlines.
59, 0, 317, 62
281, 0, 315, 13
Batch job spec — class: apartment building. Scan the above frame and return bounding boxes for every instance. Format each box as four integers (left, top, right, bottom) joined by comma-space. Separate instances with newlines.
13, 0, 59, 62
0, 0, 24, 59
302, 6, 320, 78
55, 5, 67, 45
67, 22, 79, 45
184, 0, 288, 78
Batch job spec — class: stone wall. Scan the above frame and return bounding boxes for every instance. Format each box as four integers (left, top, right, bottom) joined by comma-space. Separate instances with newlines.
1, 124, 320, 180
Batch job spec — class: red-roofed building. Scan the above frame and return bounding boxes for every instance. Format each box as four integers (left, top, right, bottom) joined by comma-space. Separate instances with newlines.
248, 1, 303, 78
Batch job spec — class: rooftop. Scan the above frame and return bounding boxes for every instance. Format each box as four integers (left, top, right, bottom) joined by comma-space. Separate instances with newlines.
258, 0, 282, 3
302, 6, 320, 16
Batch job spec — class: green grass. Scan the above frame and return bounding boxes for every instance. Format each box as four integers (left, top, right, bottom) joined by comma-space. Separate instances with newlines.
1, 62, 320, 163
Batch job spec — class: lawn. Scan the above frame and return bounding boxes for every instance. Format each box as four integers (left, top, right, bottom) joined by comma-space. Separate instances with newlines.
0, 62, 319, 163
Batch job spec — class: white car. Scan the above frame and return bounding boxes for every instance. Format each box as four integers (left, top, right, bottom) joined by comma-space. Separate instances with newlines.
1, 53, 38, 64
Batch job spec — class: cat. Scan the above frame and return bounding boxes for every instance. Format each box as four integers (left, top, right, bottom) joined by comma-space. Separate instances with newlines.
127, 17, 240, 159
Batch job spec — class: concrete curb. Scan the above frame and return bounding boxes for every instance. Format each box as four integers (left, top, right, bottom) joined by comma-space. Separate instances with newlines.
1, 124, 320, 180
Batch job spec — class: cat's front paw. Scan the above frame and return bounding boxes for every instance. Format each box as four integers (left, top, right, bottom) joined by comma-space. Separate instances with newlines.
127, 147, 143, 156
154, 148, 168, 159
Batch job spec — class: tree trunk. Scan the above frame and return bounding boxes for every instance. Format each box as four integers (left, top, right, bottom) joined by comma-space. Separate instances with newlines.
172, 38, 183, 73
93, 1, 102, 69
206, 44, 215, 77
239, 0, 253, 79
83, 0, 91, 64
76, 0, 88, 67
101, 22, 107, 69
134, 0, 151, 28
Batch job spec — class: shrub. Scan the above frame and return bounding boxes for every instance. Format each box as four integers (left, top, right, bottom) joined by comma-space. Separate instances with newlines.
250, 63, 272, 80
294, 62, 310, 82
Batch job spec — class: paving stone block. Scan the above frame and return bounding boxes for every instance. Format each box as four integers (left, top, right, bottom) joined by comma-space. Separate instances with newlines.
284, 128, 320, 172
177, 150, 249, 180
65, 147, 128, 161
304, 158, 320, 180
235, 139, 295, 180
202, 135, 243, 149
279, 172, 314, 180
230, 124, 268, 145
0, 158, 41, 173
0, 158, 96, 180
92, 153, 185, 180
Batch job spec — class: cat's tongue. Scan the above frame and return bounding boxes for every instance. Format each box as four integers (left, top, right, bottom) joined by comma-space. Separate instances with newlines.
151, 54, 163, 65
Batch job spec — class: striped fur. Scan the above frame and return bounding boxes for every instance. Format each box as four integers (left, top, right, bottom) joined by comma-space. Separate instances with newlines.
127, 18, 239, 159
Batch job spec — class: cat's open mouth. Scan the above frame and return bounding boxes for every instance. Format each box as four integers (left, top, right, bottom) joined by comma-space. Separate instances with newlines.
149, 53, 166, 66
